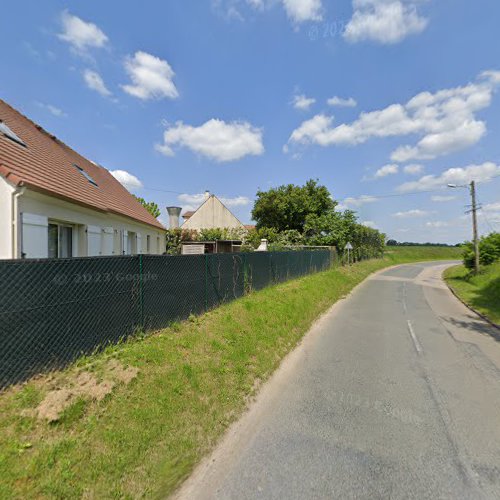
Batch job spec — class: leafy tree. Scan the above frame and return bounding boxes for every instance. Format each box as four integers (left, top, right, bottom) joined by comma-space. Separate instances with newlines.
164, 228, 197, 254
463, 232, 500, 269
304, 210, 357, 249
252, 179, 336, 231
134, 196, 161, 219
386, 239, 398, 246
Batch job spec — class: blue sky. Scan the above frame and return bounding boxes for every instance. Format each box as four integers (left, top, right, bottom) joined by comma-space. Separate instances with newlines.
1, 0, 500, 243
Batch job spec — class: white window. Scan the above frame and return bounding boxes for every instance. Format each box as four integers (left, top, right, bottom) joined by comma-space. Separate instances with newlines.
48, 223, 73, 258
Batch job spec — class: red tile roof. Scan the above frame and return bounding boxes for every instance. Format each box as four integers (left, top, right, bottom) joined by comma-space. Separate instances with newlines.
0, 99, 164, 230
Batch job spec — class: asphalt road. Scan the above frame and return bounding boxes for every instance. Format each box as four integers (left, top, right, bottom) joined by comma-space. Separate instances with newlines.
176, 262, 500, 500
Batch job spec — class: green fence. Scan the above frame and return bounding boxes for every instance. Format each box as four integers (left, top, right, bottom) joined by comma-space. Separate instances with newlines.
0, 250, 332, 389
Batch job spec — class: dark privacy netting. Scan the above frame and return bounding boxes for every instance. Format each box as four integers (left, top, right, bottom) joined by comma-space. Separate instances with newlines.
0, 250, 332, 389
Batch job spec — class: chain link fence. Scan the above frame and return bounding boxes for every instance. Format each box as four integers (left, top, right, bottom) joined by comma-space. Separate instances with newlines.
0, 250, 333, 389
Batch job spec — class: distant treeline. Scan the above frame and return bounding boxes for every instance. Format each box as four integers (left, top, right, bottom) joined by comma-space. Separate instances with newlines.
386, 240, 461, 247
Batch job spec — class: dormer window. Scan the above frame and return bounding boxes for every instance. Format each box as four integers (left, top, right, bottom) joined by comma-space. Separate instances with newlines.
0, 120, 26, 147
74, 164, 98, 186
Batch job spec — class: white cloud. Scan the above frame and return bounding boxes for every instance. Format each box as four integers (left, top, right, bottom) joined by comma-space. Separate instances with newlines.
36, 102, 67, 118
431, 195, 456, 202
374, 163, 399, 178
403, 164, 424, 175
156, 119, 264, 162
221, 195, 251, 207
393, 209, 431, 218
282, 0, 323, 23
425, 221, 449, 228
219, 0, 322, 24
110, 170, 143, 190
286, 70, 500, 161
247, 0, 265, 8
361, 220, 378, 228
344, 0, 428, 45
292, 94, 316, 110
178, 193, 251, 209
341, 194, 379, 208
178, 193, 206, 206
83, 69, 112, 97
391, 120, 486, 162
397, 162, 500, 192
327, 96, 357, 107
483, 201, 500, 213
122, 51, 179, 100
58, 10, 108, 52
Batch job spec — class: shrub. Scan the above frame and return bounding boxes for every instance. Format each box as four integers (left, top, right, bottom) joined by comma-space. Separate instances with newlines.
463, 232, 500, 269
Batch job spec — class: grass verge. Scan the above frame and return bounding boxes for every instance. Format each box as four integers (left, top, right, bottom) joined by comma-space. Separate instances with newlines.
444, 261, 500, 325
0, 247, 461, 498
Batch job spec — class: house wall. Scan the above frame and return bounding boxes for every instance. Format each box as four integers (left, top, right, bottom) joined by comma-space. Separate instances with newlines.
0, 176, 15, 259
182, 196, 243, 230
14, 188, 165, 259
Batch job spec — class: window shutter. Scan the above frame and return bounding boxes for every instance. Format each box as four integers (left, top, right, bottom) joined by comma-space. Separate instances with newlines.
87, 225, 101, 256
21, 213, 48, 258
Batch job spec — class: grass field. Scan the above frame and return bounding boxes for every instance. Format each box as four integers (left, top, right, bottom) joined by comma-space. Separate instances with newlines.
0, 246, 462, 498
444, 261, 500, 325
384, 245, 462, 263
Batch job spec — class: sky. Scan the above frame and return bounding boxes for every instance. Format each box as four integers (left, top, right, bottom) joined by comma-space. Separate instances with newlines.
1, 0, 500, 244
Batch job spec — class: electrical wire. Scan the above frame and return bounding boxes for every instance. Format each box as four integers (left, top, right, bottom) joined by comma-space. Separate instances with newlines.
138, 171, 500, 204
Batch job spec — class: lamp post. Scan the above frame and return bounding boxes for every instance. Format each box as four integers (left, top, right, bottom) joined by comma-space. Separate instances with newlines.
447, 181, 480, 274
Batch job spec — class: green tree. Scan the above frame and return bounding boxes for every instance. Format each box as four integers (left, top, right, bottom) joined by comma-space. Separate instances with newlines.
252, 179, 336, 232
304, 210, 357, 249
134, 196, 161, 219
463, 232, 500, 269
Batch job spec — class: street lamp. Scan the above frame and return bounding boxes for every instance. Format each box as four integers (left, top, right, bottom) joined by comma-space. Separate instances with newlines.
448, 181, 480, 274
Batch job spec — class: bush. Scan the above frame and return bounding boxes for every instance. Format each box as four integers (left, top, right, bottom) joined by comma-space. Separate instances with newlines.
463, 232, 500, 269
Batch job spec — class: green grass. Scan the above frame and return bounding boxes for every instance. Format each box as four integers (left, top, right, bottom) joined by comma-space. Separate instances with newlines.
384, 245, 463, 263
0, 246, 462, 499
444, 260, 500, 325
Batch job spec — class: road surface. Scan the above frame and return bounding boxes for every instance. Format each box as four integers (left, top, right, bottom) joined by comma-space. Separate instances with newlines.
176, 262, 500, 499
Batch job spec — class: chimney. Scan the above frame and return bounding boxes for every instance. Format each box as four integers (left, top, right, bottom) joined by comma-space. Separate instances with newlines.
204, 190, 210, 200
166, 206, 182, 229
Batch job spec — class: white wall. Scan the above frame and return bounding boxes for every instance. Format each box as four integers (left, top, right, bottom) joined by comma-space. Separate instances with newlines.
182, 195, 243, 230
11, 188, 166, 259
0, 177, 14, 259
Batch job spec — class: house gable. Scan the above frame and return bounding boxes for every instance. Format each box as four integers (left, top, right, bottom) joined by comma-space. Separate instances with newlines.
182, 195, 243, 230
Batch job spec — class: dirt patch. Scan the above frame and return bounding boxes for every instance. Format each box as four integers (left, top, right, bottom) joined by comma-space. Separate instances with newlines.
34, 360, 138, 422
36, 389, 74, 422
106, 359, 139, 385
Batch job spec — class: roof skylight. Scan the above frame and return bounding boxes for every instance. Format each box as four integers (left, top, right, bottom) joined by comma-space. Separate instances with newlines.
74, 164, 98, 186
0, 120, 26, 147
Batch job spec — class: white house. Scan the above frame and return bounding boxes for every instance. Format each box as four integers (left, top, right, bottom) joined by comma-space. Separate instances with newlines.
0, 99, 166, 259
181, 192, 245, 230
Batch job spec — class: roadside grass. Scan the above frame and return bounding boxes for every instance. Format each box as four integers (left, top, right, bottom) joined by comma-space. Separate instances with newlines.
0, 246, 461, 498
444, 260, 500, 325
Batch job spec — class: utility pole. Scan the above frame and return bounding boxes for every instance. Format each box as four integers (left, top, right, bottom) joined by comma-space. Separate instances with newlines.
447, 180, 481, 274
470, 181, 480, 274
